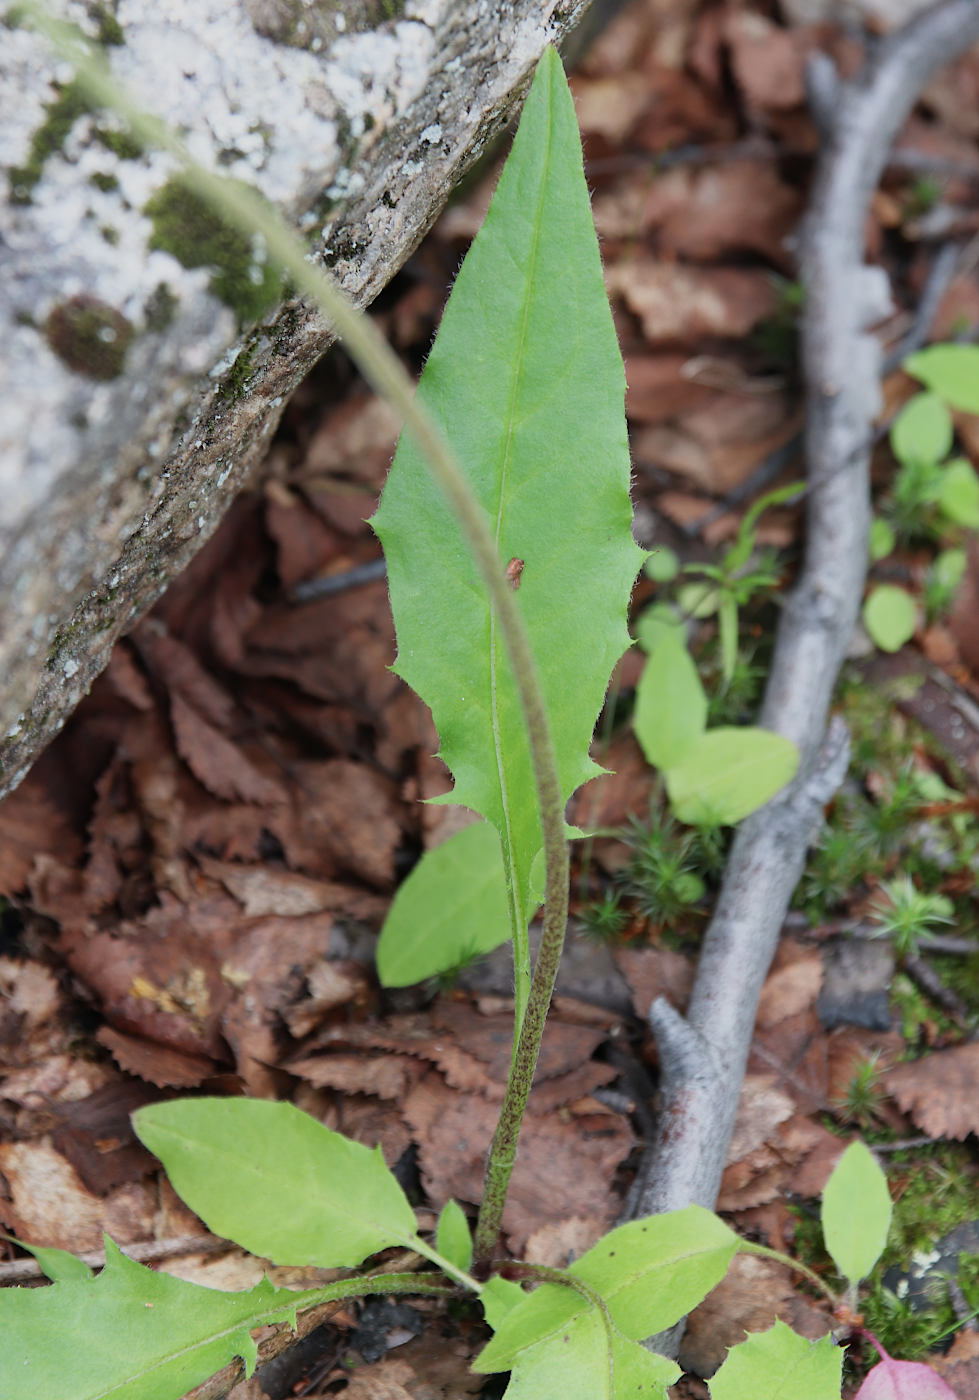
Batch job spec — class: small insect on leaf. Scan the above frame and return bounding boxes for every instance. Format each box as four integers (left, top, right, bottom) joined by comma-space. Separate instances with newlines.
506, 557, 525, 590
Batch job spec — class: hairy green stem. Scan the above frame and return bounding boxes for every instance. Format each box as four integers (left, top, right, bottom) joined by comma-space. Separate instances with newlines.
30, 3, 571, 1273
473, 830, 569, 1265
738, 1240, 839, 1306
289, 1271, 457, 1312
409, 1237, 482, 1294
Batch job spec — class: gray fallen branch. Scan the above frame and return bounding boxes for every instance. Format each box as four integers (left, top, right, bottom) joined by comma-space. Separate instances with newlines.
627, 0, 979, 1342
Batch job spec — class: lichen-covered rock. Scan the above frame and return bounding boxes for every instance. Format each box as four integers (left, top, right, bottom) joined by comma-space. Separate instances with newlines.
0, 0, 590, 796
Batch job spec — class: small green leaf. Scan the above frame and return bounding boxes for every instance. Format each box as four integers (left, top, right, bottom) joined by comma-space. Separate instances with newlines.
0, 1237, 319, 1400
1, 1233, 93, 1282
869, 518, 895, 563
905, 344, 979, 414
477, 1207, 738, 1371
644, 547, 680, 583
821, 1140, 892, 1284
482, 1276, 528, 1331
938, 457, 979, 528
435, 1198, 473, 1274
709, 1320, 842, 1400
371, 46, 642, 926
863, 586, 917, 653
633, 629, 707, 771
664, 728, 799, 826
133, 1098, 418, 1268
376, 822, 510, 987
726, 480, 805, 574
678, 580, 720, 619
890, 392, 953, 465
491, 1310, 680, 1399
718, 593, 738, 685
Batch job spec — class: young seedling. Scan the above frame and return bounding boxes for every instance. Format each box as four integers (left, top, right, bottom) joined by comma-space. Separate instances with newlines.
865, 342, 979, 651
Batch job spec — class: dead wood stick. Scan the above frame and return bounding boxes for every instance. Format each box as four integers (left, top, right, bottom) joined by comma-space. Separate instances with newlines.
628, 0, 979, 1328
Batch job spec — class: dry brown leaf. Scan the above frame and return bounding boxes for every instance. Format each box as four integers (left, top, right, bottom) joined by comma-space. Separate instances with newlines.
287, 1052, 423, 1101
887, 1043, 979, 1139
170, 692, 287, 806
279, 760, 401, 888
96, 1026, 217, 1089
756, 952, 823, 1029
0, 770, 84, 898
931, 1328, 979, 1396
608, 260, 777, 344
403, 1071, 633, 1254
0, 1138, 119, 1252
680, 1253, 829, 1378
523, 1215, 607, 1268
623, 354, 718, 425
726, 1075, 796, 1163
614, 944, 695, 1018
724, 12, 806, 112
264, 489, 340, 590
135, 624, 236, 730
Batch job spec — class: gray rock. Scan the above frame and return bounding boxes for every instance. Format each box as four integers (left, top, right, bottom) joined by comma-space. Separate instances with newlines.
0, 0, 591, 796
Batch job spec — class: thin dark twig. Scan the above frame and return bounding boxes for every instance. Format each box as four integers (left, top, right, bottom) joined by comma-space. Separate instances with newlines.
628, 0, 979, 1357
903, 952, 973, 1024
881, 239, 962, 375
289, 555, 387, 603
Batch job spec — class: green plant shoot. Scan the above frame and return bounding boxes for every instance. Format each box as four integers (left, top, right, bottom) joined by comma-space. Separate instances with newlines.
371, 47, 642, 1024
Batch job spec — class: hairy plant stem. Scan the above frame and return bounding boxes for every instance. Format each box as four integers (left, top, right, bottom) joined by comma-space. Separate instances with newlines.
34, 5, 572, 1274
291, 1272, 456, 1310
738, 1240, 839, 1306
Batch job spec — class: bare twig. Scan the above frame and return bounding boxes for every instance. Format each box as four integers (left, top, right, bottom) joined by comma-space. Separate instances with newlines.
629, 0, 979, 1348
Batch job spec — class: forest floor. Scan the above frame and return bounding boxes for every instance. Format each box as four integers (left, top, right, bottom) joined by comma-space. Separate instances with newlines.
3, 1, 979, 1396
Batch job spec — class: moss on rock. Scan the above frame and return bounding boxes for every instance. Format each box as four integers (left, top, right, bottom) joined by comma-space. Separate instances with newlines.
144, 175, 284, 326
45, 295, 133, 380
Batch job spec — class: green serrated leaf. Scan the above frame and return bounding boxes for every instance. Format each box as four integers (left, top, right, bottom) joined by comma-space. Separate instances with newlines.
709, 1320, 842, 1400
890, 392, 953, 465
133, 1098, 418, 1268
476, 1207, 738, 1371
370, 46, 642, 925
664, 728, 799, 826
821, 1140, 892, 1284
376, 822, 510, 986
435, 1198, 473, 1274
0, 1237, 318, 1400
1, 1232, 94, 1282
904, 344, 979, 415
862, 585, 917, 653
633, 629, 707, 771
496, 1309, 680, 1400
938, 457, 979, 528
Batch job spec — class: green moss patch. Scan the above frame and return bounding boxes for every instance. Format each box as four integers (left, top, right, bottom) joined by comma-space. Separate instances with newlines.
46, 294, 133, 380
7, 79, 93, 204
144, 176, 284, 326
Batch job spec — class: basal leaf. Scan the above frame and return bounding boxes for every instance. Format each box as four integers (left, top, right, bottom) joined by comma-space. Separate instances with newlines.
708, 1320, 842, 1400
376, 821, 510, 987
482, 1276, 529, 1332
862, 585, 916, 654
821, 1141, 892, 1284
568, 1207, 739, 1338
496, 1309, 680, 1400
476, 1207, 738, 1371
133, 1098, 418, 1268
633, 628, 707, 771
904, 344, 979, 415
938, 457, 979, 528
0, 1237, 317, 1400
890, 392, 952, 466
435, 1198, 473, 1274
664, 728, 799, 826
370, 46, 642, 923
